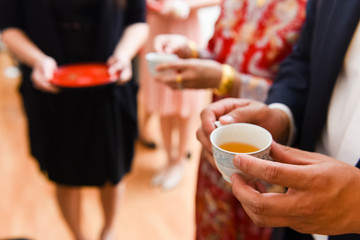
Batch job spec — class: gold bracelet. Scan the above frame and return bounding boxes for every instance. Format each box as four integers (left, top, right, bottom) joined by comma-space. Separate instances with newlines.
214, 64, 235, 96
187, 40, 198, 58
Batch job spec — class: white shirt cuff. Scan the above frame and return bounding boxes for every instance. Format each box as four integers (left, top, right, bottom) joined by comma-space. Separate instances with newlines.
268, 103, 296, 146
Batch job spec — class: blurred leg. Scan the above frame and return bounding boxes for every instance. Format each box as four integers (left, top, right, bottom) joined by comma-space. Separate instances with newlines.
99, 181, 126, 240
161, 115, 192, 190
56, 185, 87, 240
151, 115, 175, 186
176, 115, 192, 164
160, 115, 175, 162
138, 103, 156, 148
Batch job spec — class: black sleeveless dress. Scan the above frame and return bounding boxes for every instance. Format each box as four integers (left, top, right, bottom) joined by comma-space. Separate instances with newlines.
0, 0, 145, 186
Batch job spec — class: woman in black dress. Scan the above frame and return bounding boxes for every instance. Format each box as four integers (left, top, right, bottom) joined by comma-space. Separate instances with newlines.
0, 0, 148, 239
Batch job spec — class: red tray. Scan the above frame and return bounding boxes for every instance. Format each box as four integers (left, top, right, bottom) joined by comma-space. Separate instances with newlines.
50, 63, 116, 88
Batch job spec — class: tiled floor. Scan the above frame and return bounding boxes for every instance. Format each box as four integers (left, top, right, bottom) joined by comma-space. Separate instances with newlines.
0, 51, 209, 240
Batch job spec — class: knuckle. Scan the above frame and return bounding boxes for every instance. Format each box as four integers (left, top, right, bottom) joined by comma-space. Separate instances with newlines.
306, 205, 317, 217
281, 145, 292, 154
293, 193, 320, 218
302, 198, 320, 217
263, 161, 281, 184
199, 108, 207, 119
248, 197, 267, 216
311, 172, 332, 187
239, 155, 252, 172
233, 108, 246, 119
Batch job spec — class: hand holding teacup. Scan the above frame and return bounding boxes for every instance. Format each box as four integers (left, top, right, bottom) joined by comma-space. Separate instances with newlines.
146, 52, 184, 89
196, 98, 293, 182
154, 34, 193, 59
196, 98, 290, 155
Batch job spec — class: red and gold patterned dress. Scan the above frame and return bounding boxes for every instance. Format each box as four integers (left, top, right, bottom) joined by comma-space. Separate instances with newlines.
195, 0, 307, 239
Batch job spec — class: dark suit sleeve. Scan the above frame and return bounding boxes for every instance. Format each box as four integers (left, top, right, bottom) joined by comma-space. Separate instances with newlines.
0, 0, 22, 30
265, 0, 317, 139
123, 0, 146, 27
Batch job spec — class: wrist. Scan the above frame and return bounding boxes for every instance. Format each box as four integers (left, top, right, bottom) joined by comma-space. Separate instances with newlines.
268, 105, 293, 144
33, 54, 51, 67
113, 50, 132, 62
214, 64, 235, 96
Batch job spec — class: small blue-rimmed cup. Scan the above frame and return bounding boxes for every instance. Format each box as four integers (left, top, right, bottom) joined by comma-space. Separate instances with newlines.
210, 122, 272, 183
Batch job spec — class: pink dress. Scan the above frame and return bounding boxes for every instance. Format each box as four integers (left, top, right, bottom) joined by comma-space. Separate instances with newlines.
138, 0, 208, 117
195, 0, 307, 239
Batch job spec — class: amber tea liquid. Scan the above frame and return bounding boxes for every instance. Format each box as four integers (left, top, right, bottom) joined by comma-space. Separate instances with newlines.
219, 142, 260, 153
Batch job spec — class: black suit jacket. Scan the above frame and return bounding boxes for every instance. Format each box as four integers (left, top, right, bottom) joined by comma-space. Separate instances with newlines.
267, 0, 360, 151
267, 0, 360, 239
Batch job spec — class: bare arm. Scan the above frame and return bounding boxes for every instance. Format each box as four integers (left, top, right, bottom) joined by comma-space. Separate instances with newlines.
154, 58, 270, 103
2, 28, 49, 68
107, 22, 149, 83
2, 28, 58, 93
112, 23, 149, 61
186, 0, 221, 10
148, 0, 220, 20
147, 0, 220, 12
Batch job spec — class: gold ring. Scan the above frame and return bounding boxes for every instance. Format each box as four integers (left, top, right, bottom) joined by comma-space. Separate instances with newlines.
176, 73, 183, 89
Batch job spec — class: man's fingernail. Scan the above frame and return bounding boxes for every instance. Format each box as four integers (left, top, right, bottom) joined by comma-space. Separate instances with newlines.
231, 174, 235, 183
220, 115, 234, 123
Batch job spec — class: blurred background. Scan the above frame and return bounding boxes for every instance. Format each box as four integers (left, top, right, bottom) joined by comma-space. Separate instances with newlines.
0, 6, 220, 240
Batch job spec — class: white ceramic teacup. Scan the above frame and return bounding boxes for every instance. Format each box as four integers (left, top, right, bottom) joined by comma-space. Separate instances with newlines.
145, 52, 179, 75
210, 123, 272, 183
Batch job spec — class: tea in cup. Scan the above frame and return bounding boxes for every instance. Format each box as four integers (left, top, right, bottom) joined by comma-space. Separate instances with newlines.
210, 123, 272, 182
218, 141, 260, 153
